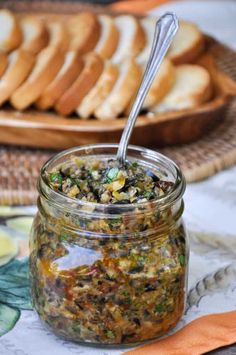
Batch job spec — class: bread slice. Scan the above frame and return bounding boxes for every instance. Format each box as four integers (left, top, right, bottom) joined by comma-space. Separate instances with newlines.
154, 64, 212, 112
167, 21, 205, 64
0, 49, 35, 106
95, 58, 142, 119
0, 51, 8, 77
77, 62, 119, 119
56, 52, 104, 116
0, 10, 22, 52
112, 15, 146, 64
47, 22, 68, 52
143, 58, 175, 109
69, 12, 100, 53
137, 17, 156, 64
95, 15, 119, 59
21, 17, 49, 54
11, 46, 64, 110
36, 50, 83, 110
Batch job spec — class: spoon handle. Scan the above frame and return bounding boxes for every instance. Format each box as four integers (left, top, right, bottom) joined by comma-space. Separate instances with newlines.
117, 12, 178, 165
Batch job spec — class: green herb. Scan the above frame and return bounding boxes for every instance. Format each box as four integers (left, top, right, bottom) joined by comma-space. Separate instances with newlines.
132, 162, 139, 168
155, 303, 164, 313
122, 290, 129, 297
106, 167, 119, 183
59, 234, 68, 243
179, 255, 185, 266
72, 321, 80, 332
49, 172, 63, 185
138, 255, 147, 264
105, 329, 116, 339
69, 177, 78, 186
111, 217, 122, 225
143, 191, 152, 198
132, 254, 147, 265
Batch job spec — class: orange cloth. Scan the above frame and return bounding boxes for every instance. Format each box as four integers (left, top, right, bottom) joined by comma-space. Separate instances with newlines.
111, 0, 168, 14
123, 311, 236, 355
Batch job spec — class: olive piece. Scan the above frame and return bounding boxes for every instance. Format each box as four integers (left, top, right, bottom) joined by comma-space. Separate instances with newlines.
133, 318, 141, 326
144, 284, 156, 292
105, 202, 134, 215
114, 200, 130, 205
146, 170, 160, 182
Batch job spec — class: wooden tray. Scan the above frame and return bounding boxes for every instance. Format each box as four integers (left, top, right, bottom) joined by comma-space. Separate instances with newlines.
0, 3, 236, 149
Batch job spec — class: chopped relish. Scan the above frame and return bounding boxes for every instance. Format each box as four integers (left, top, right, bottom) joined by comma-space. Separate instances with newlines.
47, 157, 173, 204
30, 155, 187, 345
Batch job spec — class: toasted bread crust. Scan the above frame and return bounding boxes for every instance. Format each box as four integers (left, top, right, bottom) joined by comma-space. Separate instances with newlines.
47, 22, 68, 52
137, 17, 156, 64
95, 15, 119, 59
0, 51, 8, 77
112, 15, 146, 63
155, 64, 212, 112
77, 62, 119, 118
144, 59, 176, 108
11, 46, 64, 110
69, 12, 100, 54
21, 17, 49, 54
0, 10, 22, 53
0, 49, 35, 105
56, 52, 104, 116
132, 17, 146, 57
167, 21, 205, 64
170, 36, 205, 65
95, 58, 142, 119
0, 11, 214, 122
37, 50, 83, 110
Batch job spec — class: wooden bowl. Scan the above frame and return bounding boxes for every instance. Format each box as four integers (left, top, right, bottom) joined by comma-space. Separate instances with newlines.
0, 3, 235, 149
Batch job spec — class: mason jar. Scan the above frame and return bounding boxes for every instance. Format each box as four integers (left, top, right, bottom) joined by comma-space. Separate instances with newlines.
29, 144, 188, 345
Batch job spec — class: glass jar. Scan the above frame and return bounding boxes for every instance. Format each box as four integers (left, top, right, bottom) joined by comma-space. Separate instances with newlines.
29, 144, 188, 346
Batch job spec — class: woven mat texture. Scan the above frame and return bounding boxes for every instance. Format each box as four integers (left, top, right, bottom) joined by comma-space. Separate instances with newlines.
0, 34, 236, 205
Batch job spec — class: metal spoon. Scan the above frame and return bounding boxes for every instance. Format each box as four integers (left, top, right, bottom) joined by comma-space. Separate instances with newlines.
117, 13, 179, 165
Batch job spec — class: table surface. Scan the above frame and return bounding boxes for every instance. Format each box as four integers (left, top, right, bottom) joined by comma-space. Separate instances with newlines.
0, 1, 236, 354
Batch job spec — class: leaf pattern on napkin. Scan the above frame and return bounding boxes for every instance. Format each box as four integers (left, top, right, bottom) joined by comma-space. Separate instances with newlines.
0, 303, 20, 337
0, 209, 34, 338
0, 259, 32, 311
0, 258, 32, 337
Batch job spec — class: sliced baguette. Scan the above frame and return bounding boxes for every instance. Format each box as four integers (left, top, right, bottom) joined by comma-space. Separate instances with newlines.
77, 62, 119, 119
11, 46, 64, 110
0, 10, 22, 52
56, 52, 104, 116
36, 50, 83, 110
95, 58, 142, 119
154, 64, 212, 112
47, 22, 68, 52
0, 49, 35, 106
95, 15, 119, 59
137, 17, 156, 64
0, 51, 8, 77
21, 17, 49, 54
167, 21, 205, 64
143, 58, 175, 108
112, 15, 146, 64
69, 12, 100, 53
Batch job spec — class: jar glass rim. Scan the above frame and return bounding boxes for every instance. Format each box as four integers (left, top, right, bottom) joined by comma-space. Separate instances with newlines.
39, 144, 186, 214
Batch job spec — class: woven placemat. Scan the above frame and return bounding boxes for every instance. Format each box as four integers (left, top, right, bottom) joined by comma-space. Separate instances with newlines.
0, 38, 236, 205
